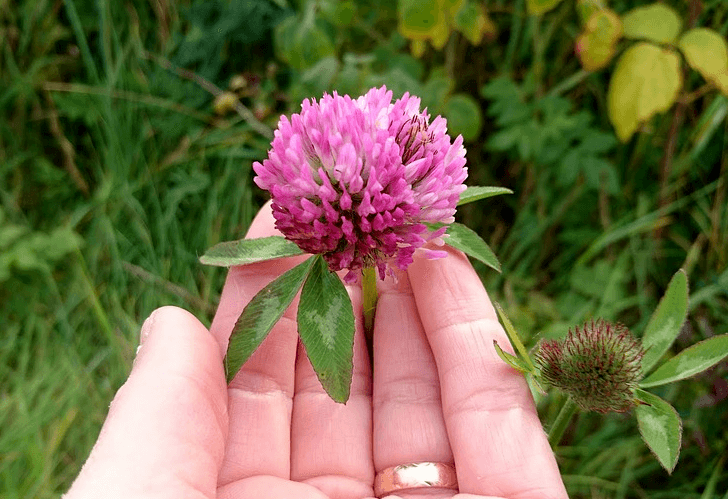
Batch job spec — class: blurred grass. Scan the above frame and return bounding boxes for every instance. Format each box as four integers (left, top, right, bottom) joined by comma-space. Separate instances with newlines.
0, 1, 261, 497
1, 0, 727, 497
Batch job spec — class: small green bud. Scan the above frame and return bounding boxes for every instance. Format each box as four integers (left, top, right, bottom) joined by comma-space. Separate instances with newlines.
535, 319, 644, 413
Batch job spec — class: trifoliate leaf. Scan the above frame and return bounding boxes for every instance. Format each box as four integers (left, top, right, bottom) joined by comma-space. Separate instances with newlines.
225, 257, 314, 383
622, 4, 682, 45
458, 186, 513, 206
297, 255, 355, 403
607, 43, 682, 141
494, 303, 535, 370
493, 340, 532, 374
640, 334, 728, 388
641, 269, 689, 373
443, 222, 501, 272
636, 389, 682, 473
200, 236, 305, 267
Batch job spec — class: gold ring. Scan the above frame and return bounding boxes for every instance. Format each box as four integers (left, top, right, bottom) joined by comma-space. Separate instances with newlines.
374, 462, 458, 497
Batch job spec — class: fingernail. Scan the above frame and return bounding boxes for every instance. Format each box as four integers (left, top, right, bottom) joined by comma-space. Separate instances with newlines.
139, 308, 160, 346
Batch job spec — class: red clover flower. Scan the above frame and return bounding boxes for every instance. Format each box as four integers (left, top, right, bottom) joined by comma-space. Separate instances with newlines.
253, 86, 467, 282
535, 319, 645, 413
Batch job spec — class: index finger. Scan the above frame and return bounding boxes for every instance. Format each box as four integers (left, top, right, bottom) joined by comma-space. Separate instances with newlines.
210, 202, 310, 486
408, 247, 568, 499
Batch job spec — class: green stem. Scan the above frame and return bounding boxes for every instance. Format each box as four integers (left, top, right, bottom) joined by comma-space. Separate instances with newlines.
362, 266, 378, 356
548, 396, 578, 448
502, 0, 524, 73
546, 69, 591, 98
532, 15, 544, 98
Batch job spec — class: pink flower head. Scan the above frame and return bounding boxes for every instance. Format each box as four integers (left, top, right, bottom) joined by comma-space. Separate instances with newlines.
253, 86, 468, 282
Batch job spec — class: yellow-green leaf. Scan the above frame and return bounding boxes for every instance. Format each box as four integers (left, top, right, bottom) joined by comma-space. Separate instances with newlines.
398, 0, 446, 41
587, 8, 622, 43
410, 39, 427, 58
453, 1, 496, 45
607, 43, 682, 142
576, 9, 622, 71
622, 4, 682, 45
527, 0, 565, 16
576, 0, 607, 25
715, 73, 728, 95
442, 0, 466, 19
576, 35, 616, 72
398, 0, 464, 50
679, 28, 728, 96
430, 16, 451, 49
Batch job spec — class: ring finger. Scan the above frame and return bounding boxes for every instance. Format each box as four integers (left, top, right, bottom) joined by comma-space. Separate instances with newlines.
372, 271, 454, 498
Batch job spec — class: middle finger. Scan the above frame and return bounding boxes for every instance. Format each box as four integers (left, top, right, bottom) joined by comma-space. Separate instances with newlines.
210, 205, 307, 486
290, 284, 375, 498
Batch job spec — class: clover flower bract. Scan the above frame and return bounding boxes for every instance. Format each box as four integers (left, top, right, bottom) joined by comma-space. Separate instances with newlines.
253, 87, 467, 282
535, 320, 645, 413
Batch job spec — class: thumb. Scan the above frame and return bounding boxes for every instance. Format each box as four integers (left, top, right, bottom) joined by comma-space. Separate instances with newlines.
66, 306, 228, 499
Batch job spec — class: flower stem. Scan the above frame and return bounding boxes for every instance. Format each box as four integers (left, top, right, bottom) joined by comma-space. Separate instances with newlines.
362, 266, 378, 356
548, 396, 578, 449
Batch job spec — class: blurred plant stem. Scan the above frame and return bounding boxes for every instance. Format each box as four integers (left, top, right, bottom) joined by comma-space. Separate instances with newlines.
142, 51, 273, 139
546, 70, 591, 97
531, 15, 544, 97
43, 81, 212, 122
655, 0, 703, 240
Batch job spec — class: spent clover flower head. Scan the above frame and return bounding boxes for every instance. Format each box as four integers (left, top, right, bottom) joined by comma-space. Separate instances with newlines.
253, 86, 468, 282
535, 319, 645, 413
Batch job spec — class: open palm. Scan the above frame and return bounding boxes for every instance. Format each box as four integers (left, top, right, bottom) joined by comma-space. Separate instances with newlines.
67, 204, 567, 499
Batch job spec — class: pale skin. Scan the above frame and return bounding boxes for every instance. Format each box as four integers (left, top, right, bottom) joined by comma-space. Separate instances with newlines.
66, 203, 568, 499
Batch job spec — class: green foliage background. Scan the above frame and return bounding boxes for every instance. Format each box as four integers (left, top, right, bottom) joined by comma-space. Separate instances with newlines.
1, 0, 726, 497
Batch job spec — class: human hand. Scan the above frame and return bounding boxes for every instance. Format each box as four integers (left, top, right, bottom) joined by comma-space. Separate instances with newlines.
66, 203, 568, 499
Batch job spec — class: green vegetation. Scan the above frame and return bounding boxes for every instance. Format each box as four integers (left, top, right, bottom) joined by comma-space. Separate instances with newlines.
1, 0, 726, 497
